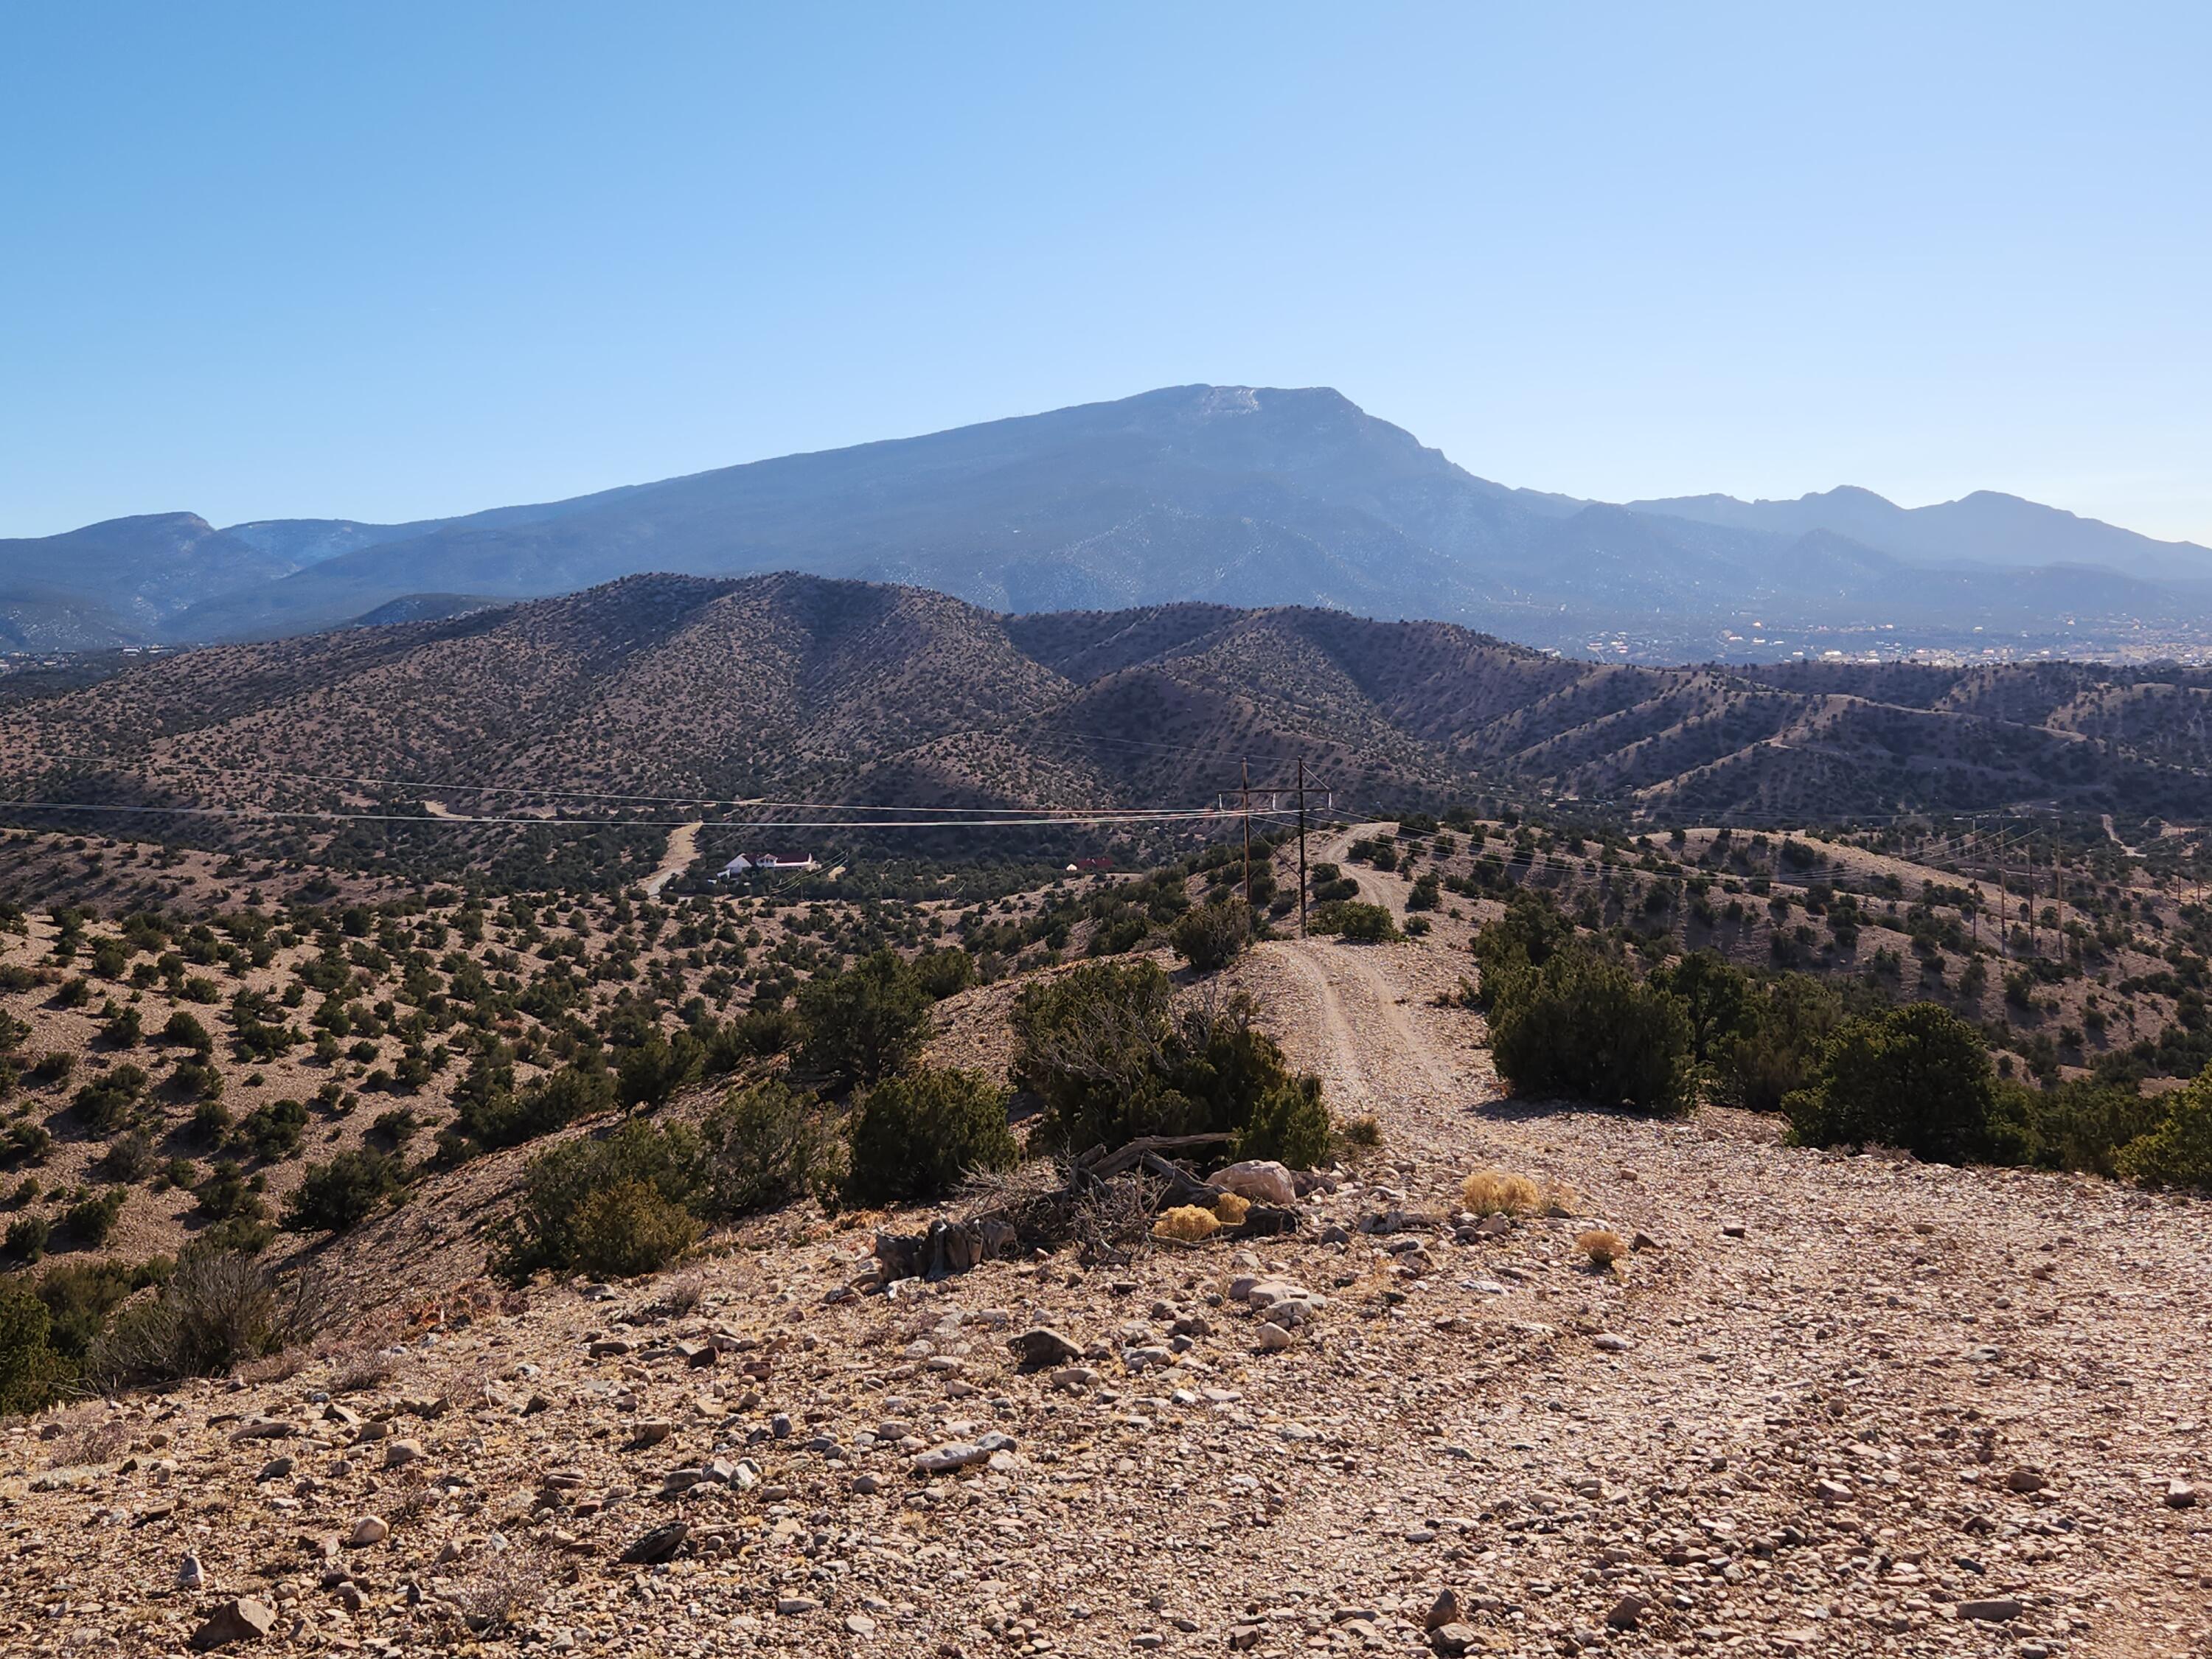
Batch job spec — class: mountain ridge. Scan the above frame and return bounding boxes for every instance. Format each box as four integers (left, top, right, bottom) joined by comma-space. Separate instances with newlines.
7, 572, 2209, 844
5, 386, 2207, 657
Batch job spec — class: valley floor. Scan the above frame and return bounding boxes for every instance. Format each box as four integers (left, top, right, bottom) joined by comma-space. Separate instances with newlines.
4, 933, 2210, 1658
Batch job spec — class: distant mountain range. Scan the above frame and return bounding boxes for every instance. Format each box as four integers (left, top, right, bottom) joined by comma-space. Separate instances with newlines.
4, 386, 2208, 660
10, 572, 2211, 834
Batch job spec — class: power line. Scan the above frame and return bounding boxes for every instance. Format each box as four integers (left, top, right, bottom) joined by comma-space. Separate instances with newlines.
0, 799, 1251, 832
24, 751, 1264, 818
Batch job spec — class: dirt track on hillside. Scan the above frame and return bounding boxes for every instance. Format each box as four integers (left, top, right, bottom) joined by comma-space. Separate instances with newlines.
1232, 931, 2212, 1658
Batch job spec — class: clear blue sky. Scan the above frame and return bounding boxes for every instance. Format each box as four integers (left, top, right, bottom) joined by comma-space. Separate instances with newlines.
3, 2, 2206, 542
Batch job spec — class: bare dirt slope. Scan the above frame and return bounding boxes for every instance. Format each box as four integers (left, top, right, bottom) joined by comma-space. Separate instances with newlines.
4, 936, 2209, 1658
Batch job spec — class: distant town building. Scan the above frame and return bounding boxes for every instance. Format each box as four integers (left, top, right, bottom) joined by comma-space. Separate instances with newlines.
717, 852, 819, 879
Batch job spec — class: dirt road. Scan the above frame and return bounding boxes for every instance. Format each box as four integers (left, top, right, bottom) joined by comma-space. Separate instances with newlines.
1231, 931, 2212, 1656
641, 819, 703, 897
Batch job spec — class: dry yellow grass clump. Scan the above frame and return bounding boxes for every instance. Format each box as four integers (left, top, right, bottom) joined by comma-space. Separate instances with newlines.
1212, 1192, 1251, 1225
1461, 1169, 1543, 1217
1153, 1205, 1222, 1242
1576, 1228, 1628, 1270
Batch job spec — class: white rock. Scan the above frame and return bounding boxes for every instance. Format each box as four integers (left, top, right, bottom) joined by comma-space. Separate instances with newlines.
1213, 1160, 1296, 1206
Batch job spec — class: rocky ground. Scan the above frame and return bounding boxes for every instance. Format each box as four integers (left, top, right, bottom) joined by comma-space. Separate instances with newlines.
4, 921, 2211, 1658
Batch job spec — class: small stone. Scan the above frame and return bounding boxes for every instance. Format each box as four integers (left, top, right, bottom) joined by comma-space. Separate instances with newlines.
347, 1515, 389, 1547
1430, 1624, 1481, 1655
619, 1521, 689, 1564
1592, 1332, 1631, 1352
1255, 1321, 1295, 1352
191, 1596, 276, 1649
1423, 1590, 1463, 1632
1606, 1594, 1648, 1630
1720, 1220, 1747, 1238
382, 1439, 424, 1468
776, 1596, 820, 1615
1956, 1597, 2025, 1622
846, 1613, 877, 1635
254, 1456, 293, 1483
178, 1552, 206, 1590
2166, 1478, 2199, 1509
1814, 1478, 1853, 1504
911, 1433, 1015, 1476
2004, 1466, 2045, 1494
628, 1419, 672, 1448
1007, 1328, 1082, 1371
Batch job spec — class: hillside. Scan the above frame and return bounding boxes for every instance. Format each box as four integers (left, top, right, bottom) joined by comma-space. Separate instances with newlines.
1, 902, 2206, 1656
8, 388, 2209, 659
5, 576, 2212, 869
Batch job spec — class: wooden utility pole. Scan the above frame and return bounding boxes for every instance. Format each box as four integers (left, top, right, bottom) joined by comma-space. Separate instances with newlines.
1996, 829, 2008, 961
1240, 760, 1253, 909
1296, 757, 1308, 939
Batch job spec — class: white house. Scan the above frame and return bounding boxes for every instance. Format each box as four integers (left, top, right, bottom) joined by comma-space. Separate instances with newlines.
717, 852, 819, 880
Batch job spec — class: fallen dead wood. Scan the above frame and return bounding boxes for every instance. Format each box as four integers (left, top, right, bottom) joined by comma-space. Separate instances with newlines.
866, 1135, 1302, 1286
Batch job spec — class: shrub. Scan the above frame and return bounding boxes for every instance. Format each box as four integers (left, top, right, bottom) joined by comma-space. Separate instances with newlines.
1231, 1071, 1332, 1168
194, 1160, 264, 1223
168, 1057, 224, 1102
0, 1281, 66, 1416
1784, 1002, 2025, 1165
2017, 1080, 2165, 1177
283, 1147, 405, 1234
1489, 946, 1694, 1113
1010, 961, 1329, 1164
5, 1214, 51, 1263
1470, 891, 1575, 1006
699, 1079, 844, 1215
234, 1098, 307, 1161
614, 1032, 703, 1112
1339, 1113, 1383, 1150
913, 947, 977, 1001
1460, 1169, 1541, 1216
0, 1124, 51, 1170
845, 1068, 1016, 1206
1649, 950, 1750, 1066
1708, 973, 1843, 1111
1171, 900, 1253, 974
459, 1059, 613, 1151
1405, 874, 1441, 913
34, 1257, 150, 1361
63, 1187, 127, 1245
2117, 1074, 2212, 1189
1576, 1228, 1628, 1270
1311, 900, 1398, 942
161, 1011, 213, 1052
492, 1121, 706, 1281
562, 1180, 700, 1278
1152, 1204, 1220, 1242
72, 1077, 140, 1135
1212, 1191, 1251, 1225
726, 1004, 802, 1060
99, 1131, 157, 1183
88, 1245, 326, 1385
796, 950, 933, 1089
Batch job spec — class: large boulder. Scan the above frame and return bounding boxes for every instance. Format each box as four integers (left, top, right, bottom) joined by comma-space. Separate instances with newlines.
191, 1598, 276, 1649
1212, 1161, 1296, 1206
